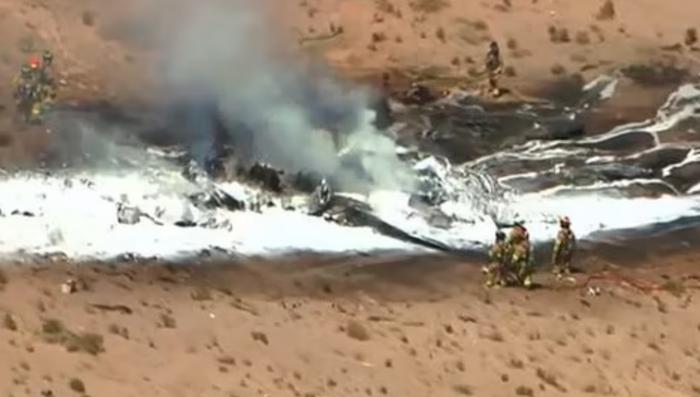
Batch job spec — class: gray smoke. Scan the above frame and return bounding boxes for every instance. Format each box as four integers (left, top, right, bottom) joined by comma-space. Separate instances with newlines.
157, 0, 416, 192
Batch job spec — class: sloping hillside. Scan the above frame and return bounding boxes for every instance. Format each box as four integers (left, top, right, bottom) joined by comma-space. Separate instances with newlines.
0, 0, 698, 100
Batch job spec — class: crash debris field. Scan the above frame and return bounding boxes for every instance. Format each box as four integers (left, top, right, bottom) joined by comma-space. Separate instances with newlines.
0, 0, 700, 396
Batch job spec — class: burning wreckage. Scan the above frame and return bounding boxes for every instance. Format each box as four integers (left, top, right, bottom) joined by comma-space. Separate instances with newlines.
108, 130, 506, 257
53, 84, 520, 252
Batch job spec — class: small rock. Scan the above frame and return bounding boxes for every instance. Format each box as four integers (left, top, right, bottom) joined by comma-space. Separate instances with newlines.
61, 279, 78, 294
587, 286, 601, 296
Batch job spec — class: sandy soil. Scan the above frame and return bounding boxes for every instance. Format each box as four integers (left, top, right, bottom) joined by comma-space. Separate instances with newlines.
1, 0, 699, 96
287, 0, 700, 91
0, 248, 699, 397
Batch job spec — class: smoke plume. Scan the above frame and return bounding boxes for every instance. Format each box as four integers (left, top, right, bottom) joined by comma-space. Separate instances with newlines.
157, 0, 416, 192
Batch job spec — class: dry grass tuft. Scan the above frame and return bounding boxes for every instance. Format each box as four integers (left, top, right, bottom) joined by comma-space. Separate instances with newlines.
453, 384, 473, 395
575, 31, 591, 45
596, 0, 616, 21
0, 269, 7, 289
42, 318, 104, 355
551, 64, 566, 75
4, 313, 18, 331
346, 320, 371, 341
548, 26, 570, 43
191, 287, 213, 301
69, 378, 86, 393
685, 28, 698, 46
410, 0, 450, 13
436, 27, 446, 42
159, 313, 177, 329
82, 10, 96, 26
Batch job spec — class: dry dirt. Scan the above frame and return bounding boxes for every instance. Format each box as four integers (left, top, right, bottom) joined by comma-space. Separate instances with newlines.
1, 0, 699, 97
0, 251, 699, 397
284, 0, 700, 92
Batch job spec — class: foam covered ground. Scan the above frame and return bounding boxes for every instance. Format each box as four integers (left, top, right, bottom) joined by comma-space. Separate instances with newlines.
0, 82, 698, 260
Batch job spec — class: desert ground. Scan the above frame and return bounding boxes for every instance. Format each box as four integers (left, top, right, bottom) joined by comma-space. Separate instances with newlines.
1, 0, 700, 102
1, 241, 700, 397
0, 0, 699, 396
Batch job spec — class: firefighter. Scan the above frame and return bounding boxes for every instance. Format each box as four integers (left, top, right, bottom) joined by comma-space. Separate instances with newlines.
39, 50, 57, 102
485, 229, 510, 288
509, 223, 534, 289
552, 216, 576, 277
12, 60, 42, 122
485, 41, 503, 97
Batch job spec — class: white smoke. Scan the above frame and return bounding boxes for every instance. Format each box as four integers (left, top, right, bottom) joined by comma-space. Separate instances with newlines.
157, 0, 416, 192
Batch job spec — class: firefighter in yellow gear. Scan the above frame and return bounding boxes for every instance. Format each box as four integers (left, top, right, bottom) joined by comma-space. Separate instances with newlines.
552, 216, 576, 278
11, 52, 56, 123
484, 230, 510, 288
508, 223, 534, 289
38, 50, 57, 105
12, 61, 41, 123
